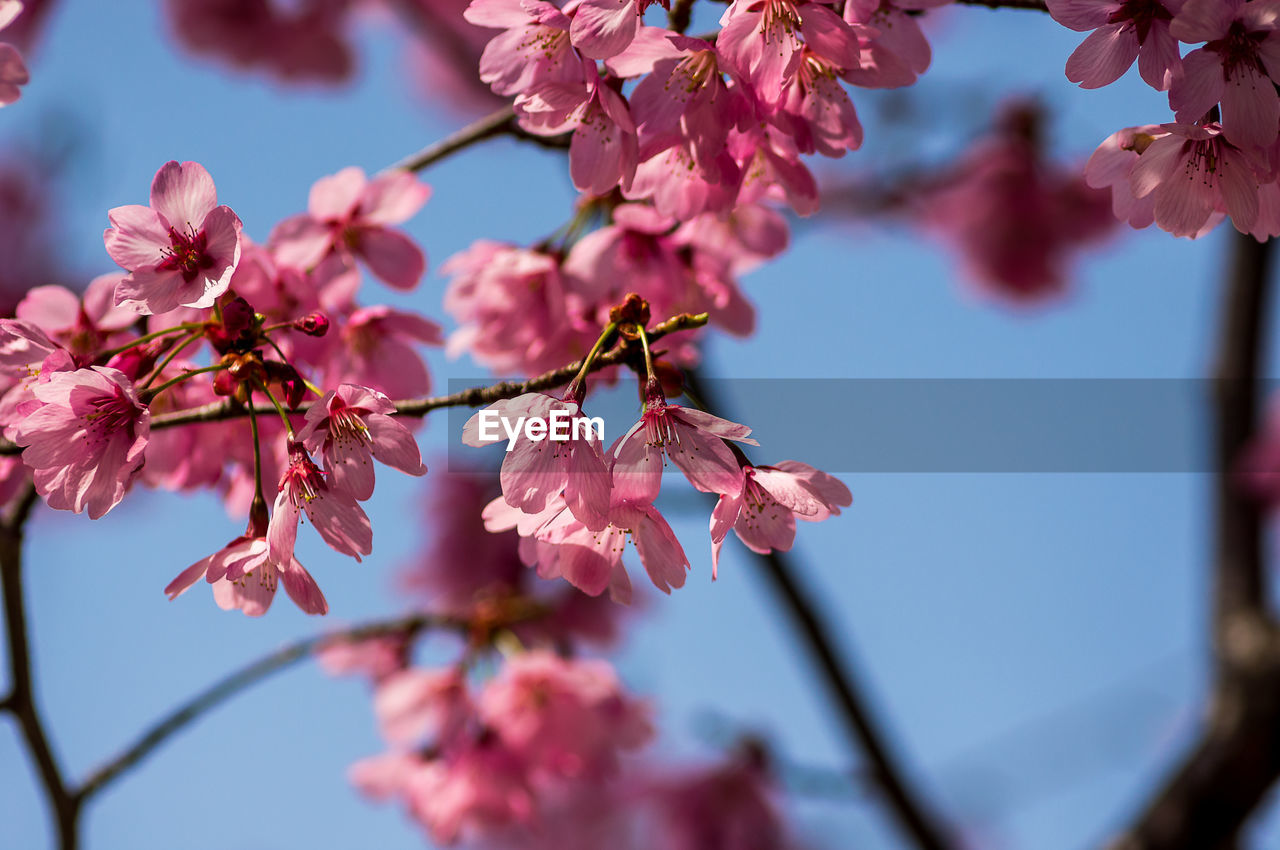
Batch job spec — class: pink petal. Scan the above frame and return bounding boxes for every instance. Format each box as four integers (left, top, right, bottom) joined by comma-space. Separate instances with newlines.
570, 0, 639, 60
354, 226, 426, 290
618, 502, 688, 593
1065, 24, 1139, 89
309, 166, 366, 220
366, 413, 426, 477
564, 439, 611, 531
305, 488, 373, 561
150, 161, 218, 228
609, 423, 663, 504
1169, 0, 1239, 42
604, 25, 688, 77
269, 214, 334, 270
1220, 67, 1280, 151
1169, 48, 1225, 125
1045, 0, 1117, 30
360, 172, 432, 226
281, 558, 329, 615
16, 286, 79, 333
268, 490, 302, 566
104, 205, 170, 270
165, 553, 215, 599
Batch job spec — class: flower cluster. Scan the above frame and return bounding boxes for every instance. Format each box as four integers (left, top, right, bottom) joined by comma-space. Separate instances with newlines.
2, 160, 437, 616
1053, 0, 1280, 240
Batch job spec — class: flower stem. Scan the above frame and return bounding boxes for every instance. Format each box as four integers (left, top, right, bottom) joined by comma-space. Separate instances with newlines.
141, 331, 204, 390
143, 364, 226, 400
97, 324, 205, 361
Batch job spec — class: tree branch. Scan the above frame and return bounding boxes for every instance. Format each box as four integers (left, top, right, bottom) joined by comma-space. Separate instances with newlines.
0, 484, 81, 850
74, 612, 474, 803
386, 103, 569, 175
0, 311, 706, 447
683, 369, 957, 850
1107, 233, 1280, 850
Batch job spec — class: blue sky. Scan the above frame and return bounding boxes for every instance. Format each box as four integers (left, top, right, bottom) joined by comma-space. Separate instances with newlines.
0, 2, 1263, 849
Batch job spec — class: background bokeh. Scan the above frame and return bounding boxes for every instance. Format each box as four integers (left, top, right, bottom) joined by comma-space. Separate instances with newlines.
0, 2, 1262, 848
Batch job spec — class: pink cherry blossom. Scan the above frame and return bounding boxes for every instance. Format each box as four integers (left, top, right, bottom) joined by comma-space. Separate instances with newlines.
1129, 121, 1270, 238
296, 383, 426, 501
730, 125, 822, 215
104, 160, 243, 315
268, 442, 373, 565
322, 305, 444, 399
465, 0, 582, 96
15, 275, 137, 358
442, 240, 598, 376
611, 377, 757, 504
570, 0, 669, 60
1167, 0, 1280, 150
404, 736, 536, 843
375, 667, 472, 747
773, 48, 864, 157
478, 651, 652, 781
163, 0, 357, 83
841, 0, 943, 88
269, 167, 431, 290
164, 532, 329, 617
709, 459, 852, 576
462, 391, 611, 530
11, 366, 149, 519
624, 142, 741, 220
650, 757, 790, 850
717, 0, 861, 105
1046, 0, 1184, 90
316, 634, 409, 681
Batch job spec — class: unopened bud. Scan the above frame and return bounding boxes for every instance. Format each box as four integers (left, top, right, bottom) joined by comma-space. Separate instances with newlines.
293, 312, 330, 337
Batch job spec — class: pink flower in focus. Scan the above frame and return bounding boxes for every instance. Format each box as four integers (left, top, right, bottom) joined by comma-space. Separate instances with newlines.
570, 0, 669, 59
297, 383, 426, 501
1167, 0, 1280, 150
268, 443, 373, 565
1046, 0, 1184, 90
1130, 121, 1271, 237
610, 377, 757, 505
716, 0, 861, 105
269, 167, 431, 290
164, 532, 329, 617
478, 651, 652, 781
11, 366, 149, 519
710, 460, 852, 576
463, 391, 611, 531
841, 0, 943, 88
465, 0, 582, 96
104, 161, 243, 315
773, 48, 864, 157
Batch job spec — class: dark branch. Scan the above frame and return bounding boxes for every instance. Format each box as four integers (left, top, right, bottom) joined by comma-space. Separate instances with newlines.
0, 311, 706, 443
1107, 234, 1280, 850
0, 484, 80, 850
684, 370, 956, 850
75, 612, 473, 803
387, 104, 569, 175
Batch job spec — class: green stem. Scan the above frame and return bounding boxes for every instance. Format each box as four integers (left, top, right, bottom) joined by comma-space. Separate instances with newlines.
97, 324, 205, 361
258, 383, 295, 438
141, 331, 204, 390
143, 365, 226, 400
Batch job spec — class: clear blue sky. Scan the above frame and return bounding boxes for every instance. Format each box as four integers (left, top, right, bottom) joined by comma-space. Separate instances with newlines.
0, 2, 1260, 849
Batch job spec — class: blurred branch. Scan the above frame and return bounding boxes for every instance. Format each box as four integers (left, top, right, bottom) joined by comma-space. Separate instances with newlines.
952, 0, 1048, 9
684, 369, 957, 850
1108, 234, 1280, 850
74, 611, 481, 803
0, 483, 81, 850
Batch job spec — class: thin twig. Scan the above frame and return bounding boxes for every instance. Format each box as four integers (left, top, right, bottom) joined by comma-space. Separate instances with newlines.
683, 369, 956, 850
0, 483, 81, 850
0, 311, 706, 448
74, 612, 470, 802
1106, 234, 1280, 850
385, 104, 569, 175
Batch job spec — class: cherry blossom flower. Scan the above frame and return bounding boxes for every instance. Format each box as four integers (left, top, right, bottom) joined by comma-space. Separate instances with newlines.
1168, 0, 1280, 150
404, 735, 536, 843
570, 0, 668, 59
717, 0, 861, 105
164, 532, 328, 617
773, 48, 864, 157
268, 443, 373, 565
463, 391, 611, 530
375, 667, 472, 747
1129, 121, 1271, 238
649, 756, 790, 850
269, 167, 431, 290
611, 377, 756, 505
465, 0, 582, 97
297, 384, 426, 501
104, 160, 243, 315
15, 276, 137, 359
1046, 0, 1184, 90
478, 651, 652, 781
10, 366, 149, 519
841, 0, 944, 88
0, 0, 28, 107
442, 240, 597, 375
321, 305, 444, 399
710, 460, 851, 575
316, 634, 409, 681
163, 0, 357, 83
